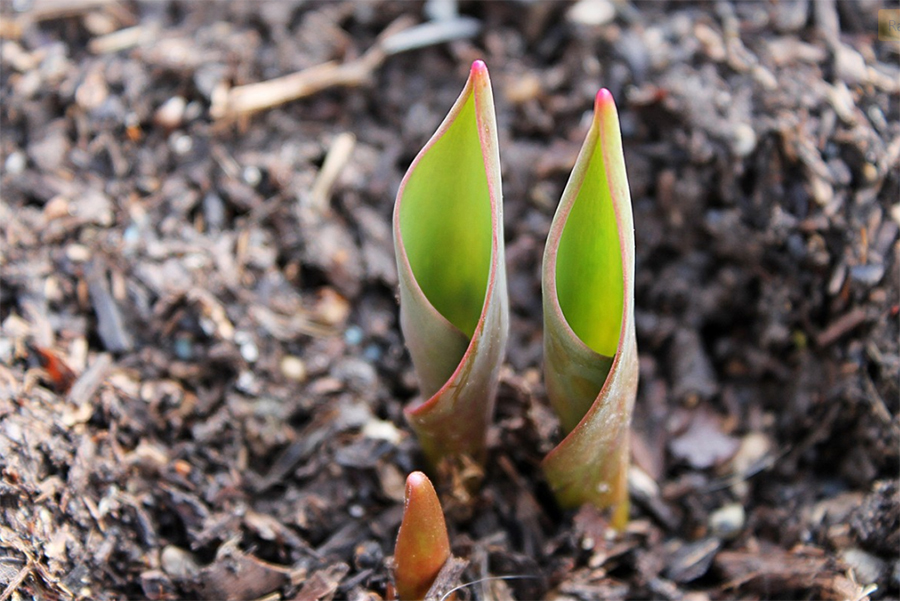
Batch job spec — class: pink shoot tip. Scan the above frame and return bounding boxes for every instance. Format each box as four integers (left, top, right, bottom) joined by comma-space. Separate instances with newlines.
594, 88, 615, 111
405, 470, 427, 498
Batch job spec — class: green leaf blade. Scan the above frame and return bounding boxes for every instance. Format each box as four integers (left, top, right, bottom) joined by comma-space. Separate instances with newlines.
393, 61, 508, 468
399, 89, 492, 339
541, 89, 638, 529
555, 126, 624, 358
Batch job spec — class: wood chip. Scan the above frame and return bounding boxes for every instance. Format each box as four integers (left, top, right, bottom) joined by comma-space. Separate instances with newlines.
65, 353, 111, 407
308, 133, 356, 213
815, 307, 868, 347
197, 545, 292, 601
86, 263, 133, 353
288, 563, 350, 601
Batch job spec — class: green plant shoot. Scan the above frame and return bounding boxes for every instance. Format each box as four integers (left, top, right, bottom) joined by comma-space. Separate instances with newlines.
393, 60, 508, 469
541, 89, 638, 530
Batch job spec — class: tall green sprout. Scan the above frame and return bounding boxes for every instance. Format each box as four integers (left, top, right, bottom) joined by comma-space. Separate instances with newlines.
393, 61, 508, 470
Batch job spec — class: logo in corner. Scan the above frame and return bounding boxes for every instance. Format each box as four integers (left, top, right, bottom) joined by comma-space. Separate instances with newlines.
879, 9, 900, 41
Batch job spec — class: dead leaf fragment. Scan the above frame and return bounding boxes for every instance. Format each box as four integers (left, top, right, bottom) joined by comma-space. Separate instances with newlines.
670, 409, 740, 469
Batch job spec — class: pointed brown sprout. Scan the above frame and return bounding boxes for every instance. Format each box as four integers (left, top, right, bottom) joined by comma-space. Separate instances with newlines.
393, 471, 452, 601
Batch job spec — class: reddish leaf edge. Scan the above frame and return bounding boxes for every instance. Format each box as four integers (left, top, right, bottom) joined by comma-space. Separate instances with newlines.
541, 89, 638, 530
392, 60, 508, 468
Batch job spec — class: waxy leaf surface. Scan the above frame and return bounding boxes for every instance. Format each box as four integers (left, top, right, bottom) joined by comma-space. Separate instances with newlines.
393, 472, 451, 601
393, 61, 508, 468
541, 89, 638, 529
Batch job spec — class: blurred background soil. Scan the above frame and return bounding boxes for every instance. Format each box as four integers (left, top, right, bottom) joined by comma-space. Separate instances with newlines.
0, 0, 898, 599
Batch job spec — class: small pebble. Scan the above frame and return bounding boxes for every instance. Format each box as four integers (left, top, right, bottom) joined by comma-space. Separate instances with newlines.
809, 175, 833, 206
242, 165, 262, 187
184, 100, 203, 122
344, 325, 364, 346
29, 127, 69, 172
771, 0, 808, 32
628, 465, 660, 501
377, 462, 407, 502
862, 162, 879, 184
850, 264, 885, 286
827, 81, 856, 124
840, 548, 886, 585
867, 105, 888, 132
827, 263, 847, 295
168, 133, 193, 155
161, 546, 198, 580
331, 357, 377, 391
567, 0, 616, 26
505, 72, 542, 105
173, 335, 193, 361
4, 150, 26, 174
665, 538, 721, 583
869, 289, 887, 304
235, 370, 259, 394
348, 504, 364, 518
123, 223, 142, 248
234, 331, 259, 363
826, 158, 851, 186
730, 123, 757, 157
336, 399, 373, 430
43, 195, 70, 221
65, 244, 91, 263
154, 96, 187, 129
362, 343, 382, 363
194, 63, 227, 100
16, 68, 41, 98
136, 176, 160, 195
353, 540, 383, 570
280, 355, 307, 382
315, 289, 351, 326
0, 338, 13, 364
727, 432, 772, 497
834, 44, 867, 86
253, 397, 287, 419
240, 341, 258, 363
709, 503, 746, 539
203, 193, 225, 233
362, 418, 403, 444
425, 0, 457, 21
75, 70, 108, 111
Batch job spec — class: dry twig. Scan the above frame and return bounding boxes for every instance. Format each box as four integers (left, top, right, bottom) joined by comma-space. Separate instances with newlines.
211, 17, 414, 121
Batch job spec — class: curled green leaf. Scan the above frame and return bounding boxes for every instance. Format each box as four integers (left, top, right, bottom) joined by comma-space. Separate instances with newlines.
393, 61, 508, 469
541, 89, 638, 530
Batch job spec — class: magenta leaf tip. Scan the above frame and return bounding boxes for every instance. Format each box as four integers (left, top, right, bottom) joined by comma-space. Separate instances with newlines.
595, 88, 614, 109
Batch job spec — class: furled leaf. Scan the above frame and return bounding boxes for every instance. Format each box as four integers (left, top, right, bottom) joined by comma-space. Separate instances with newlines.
541, 89, 638, 530
393, 471, 452, 601
393, 60, 508, 468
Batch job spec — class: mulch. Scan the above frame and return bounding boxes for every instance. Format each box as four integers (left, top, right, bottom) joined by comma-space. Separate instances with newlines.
1, 1, 898, 600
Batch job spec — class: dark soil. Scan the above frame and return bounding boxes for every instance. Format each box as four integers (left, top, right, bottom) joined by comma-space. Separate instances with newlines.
1, 1, 898, 600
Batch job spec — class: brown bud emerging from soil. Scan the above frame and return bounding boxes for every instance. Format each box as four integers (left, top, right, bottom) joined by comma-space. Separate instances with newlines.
392, 471, 451, 601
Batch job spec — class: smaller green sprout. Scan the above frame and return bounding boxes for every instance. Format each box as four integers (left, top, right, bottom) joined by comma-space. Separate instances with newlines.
541, 89, 638, 530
